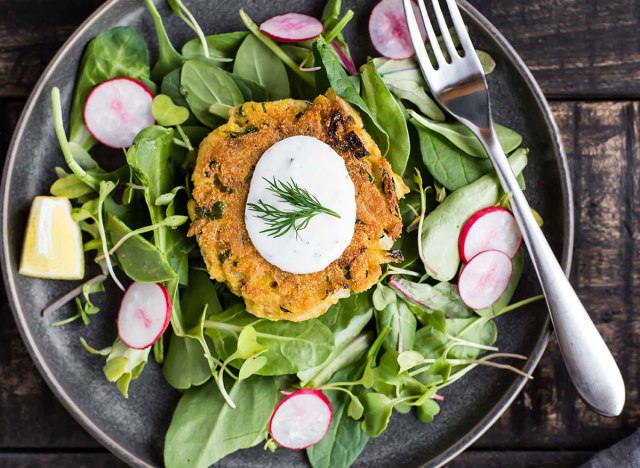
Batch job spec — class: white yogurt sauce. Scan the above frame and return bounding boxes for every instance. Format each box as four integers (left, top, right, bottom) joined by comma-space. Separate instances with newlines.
245, 136, 356, 274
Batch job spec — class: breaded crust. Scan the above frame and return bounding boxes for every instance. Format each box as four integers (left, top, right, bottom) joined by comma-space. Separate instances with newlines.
189, 90, 407, 321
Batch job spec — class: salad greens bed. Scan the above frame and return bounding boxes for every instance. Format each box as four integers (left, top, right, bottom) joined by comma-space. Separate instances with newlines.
41, 0, 544, 466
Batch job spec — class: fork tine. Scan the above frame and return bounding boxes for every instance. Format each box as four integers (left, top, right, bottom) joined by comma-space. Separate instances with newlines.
412, 0, 447, 67
444, 0, 475, 55
430, 0, 458, 60
402, 0, 436, 72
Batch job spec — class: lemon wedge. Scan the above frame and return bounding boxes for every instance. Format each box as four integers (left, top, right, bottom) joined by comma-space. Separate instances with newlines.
19, 196, 84, 280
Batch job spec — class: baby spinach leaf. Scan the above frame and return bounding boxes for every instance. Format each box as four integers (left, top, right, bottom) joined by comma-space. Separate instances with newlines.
307, 367, 369, 468
69, 27, 150, 148
360, 61, 410, 175
106, 213, 177, 282
314, 37, 390, 156
372, 57, 445, 121
374, 300, 417, 352
228, 74, 268, 102
163, 270, 222, 389
420, 149, 528, 281
389, 278, 472, 319
412, 119, 493, 191
182, 31, 248, 64
204, 304, 334, 376
164, 376, 280, 468
180, 59, 243, 127
233, 34, 290, 100
298, 293, 374, 385
413, 317, 497, 360
411, 111, 522, 159
143, 0, 183, 81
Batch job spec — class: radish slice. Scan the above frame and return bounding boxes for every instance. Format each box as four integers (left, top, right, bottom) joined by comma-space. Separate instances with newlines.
117, 282, 171, 350
369, 0, 427, 59
458, 206, 523, 263
260, 13, 323, 43
458, 250, 513, 310
331, 41, 358, 75
269, 389, 332, 449
84, 77, 155, 149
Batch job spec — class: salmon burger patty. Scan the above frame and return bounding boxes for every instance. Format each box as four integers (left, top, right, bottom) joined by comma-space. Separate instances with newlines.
188, 90, 407, 321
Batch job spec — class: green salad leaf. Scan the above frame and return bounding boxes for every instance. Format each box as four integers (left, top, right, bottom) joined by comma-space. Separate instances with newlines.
204, 304, 334, 376
164, 376, 281, 468
233, 34, 290, 100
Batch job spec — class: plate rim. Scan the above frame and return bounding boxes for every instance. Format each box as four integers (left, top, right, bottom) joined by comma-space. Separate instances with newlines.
0, 1, 574, 467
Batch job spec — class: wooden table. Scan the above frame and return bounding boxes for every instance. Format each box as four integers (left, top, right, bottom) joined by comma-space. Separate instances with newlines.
1, 0, 638, 466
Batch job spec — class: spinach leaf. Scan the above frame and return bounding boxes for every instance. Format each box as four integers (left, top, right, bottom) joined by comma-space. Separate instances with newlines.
412, 119, 493, 191
372, 57, 445, 121
180, 59, 243, 128
182, 31, 248, 64
420, 149, 528, 281
143, 0, 183, 81
228, 74, 268, 101
106, 213, 177, 282
204, 304, 334, 375
69, 27, 150, 148
414, 317, 497, 360
306, 367, 369, 468
411, 111, 522, 159
164, 376, 280, 468
314, 37, 390, 156
374, 300, 417, 352
233, 34, 290, 100
389, 278, 472, 319
298, 293, 374, 385
360, 61, 410, 175
163, 270, 222, 389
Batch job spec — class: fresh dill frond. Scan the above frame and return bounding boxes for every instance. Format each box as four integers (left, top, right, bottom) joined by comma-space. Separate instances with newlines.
247, 177, 340, 238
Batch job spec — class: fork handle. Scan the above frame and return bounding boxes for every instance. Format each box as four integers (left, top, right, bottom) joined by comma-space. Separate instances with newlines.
476, 126, 625, 417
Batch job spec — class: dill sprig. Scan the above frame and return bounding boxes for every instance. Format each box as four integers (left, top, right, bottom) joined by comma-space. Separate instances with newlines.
247, 177, 341, 238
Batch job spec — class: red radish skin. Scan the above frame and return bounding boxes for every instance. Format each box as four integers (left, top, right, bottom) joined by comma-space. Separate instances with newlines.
331, 41, 358, 75
458, 206, 523, 263
269, 389, 333, 450
117, 282, 171, 350
84, 77, 155, 149
260, 13, 323, 43
458, 250, 513, 310
369, 0, 427, 60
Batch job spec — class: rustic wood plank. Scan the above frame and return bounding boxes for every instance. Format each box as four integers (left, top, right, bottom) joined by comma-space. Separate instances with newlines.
0, 100, 98, 448
0, 0, 103, 98
478, 100, 640, 449
0, 0, 639, 98
472, 0, 640, 98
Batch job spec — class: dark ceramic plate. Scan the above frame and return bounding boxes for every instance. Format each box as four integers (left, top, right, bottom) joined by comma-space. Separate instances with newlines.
1, 0, 573, 466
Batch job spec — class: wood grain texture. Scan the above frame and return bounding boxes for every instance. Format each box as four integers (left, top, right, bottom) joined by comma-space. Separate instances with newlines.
479, 101, 640, 449
0, 0, 638, 98
473, 0, 640, 98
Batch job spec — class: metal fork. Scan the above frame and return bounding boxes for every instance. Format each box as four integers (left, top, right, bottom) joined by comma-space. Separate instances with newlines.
403, 0, 625, 417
